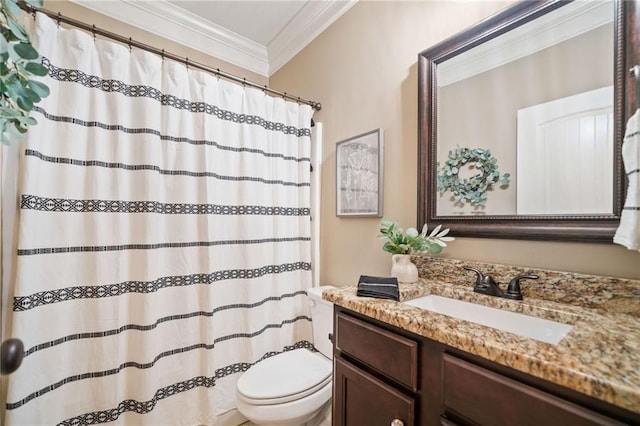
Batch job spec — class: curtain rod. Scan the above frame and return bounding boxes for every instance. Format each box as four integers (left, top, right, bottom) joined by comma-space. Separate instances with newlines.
19, 3, 322, 111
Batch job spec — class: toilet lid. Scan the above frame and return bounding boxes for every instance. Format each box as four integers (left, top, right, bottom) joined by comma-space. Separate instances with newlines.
237, 348, 332, 404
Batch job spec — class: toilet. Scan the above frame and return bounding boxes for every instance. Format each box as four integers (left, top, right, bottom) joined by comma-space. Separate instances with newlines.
236, 286, 335, 425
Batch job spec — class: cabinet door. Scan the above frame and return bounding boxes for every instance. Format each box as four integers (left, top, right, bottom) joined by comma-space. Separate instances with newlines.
334, 357, 415, 426
442, 354, 626, 426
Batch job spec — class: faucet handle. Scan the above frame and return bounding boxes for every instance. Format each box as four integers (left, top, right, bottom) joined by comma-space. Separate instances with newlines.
463, 266, 485, 286
505, 274, 539, 300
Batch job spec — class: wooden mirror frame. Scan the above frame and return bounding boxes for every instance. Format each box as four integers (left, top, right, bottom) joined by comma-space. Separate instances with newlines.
418, 0, 639, 242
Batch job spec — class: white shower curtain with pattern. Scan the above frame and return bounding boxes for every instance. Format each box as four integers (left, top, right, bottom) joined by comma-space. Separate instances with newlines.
5, 14, 313, 425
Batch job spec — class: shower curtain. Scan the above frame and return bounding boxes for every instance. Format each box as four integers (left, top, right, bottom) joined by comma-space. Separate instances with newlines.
4, 14, 313, 425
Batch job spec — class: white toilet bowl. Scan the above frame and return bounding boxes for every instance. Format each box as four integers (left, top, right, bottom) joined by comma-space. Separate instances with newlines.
236, 348, 332, 425
236, 286, 335, 426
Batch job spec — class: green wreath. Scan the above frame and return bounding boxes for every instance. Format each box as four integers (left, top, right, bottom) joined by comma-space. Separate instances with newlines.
437, 147, 510, 207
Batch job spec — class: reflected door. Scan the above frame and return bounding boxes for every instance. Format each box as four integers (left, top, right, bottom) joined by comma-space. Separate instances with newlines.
517, 86, 614, 215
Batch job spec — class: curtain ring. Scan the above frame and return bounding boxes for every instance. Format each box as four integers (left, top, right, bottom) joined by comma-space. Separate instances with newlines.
263, 85, 268, 95
57, 12, 61, 27
128, 37, 132, 51
161, 49, 165, 62
217, 68, 220, 80
282, 92, 287, 100
297, 96, 301, 104
92, 24, 96, 40
185, 57, 189, 69
242, 78, 246, 88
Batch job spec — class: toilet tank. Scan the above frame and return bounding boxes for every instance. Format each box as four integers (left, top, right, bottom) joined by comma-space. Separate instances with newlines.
307, 286, 335, 359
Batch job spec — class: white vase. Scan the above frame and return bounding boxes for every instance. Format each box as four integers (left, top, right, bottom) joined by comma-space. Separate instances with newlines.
390, 254, 419, 283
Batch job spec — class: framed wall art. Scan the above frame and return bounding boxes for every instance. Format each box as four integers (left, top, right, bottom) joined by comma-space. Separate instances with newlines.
336, 128, 384, 217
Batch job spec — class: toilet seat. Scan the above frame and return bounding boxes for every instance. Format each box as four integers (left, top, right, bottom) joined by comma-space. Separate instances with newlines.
237, 348, 332, 405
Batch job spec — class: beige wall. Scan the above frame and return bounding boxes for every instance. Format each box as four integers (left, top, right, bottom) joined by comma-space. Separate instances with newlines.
270, 1, 640, 283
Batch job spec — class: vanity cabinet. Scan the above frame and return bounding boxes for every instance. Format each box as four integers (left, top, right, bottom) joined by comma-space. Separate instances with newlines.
332, 306, 640, 426
333, 311, 418, 426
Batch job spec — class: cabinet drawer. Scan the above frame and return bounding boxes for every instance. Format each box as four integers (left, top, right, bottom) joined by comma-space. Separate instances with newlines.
334, 357, 415, 426
442, 354, 624, 426
336, 311, 418, 391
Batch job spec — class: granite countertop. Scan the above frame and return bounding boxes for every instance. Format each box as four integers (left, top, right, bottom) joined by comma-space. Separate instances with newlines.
322, 259, 640, 415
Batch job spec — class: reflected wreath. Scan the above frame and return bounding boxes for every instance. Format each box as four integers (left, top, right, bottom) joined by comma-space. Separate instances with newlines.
437, 147, 510, 207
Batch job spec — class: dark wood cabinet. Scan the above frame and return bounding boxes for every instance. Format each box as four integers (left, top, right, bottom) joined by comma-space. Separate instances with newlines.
335, 312, 418, 392
333, 311, 418, 426
334, 357, 415, 426
441, 354, 625, 426
332, 306, 640, 426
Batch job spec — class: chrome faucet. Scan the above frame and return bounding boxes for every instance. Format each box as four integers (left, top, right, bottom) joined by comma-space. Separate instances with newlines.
463, 266, 538, 301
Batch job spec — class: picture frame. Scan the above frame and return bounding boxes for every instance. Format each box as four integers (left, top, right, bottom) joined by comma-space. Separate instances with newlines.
336, 128, 384, 217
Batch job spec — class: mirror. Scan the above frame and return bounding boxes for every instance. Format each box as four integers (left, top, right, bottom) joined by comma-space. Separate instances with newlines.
418, 0, 639, 241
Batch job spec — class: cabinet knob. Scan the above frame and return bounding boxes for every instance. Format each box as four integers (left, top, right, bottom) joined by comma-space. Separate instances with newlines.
391, 419, 404, 426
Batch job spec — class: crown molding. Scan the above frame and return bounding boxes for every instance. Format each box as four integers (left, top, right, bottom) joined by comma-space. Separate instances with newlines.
268, 0, 357, 75
438, 1, 614, 87
70, 0, 356, 78
71, 0, 269, 76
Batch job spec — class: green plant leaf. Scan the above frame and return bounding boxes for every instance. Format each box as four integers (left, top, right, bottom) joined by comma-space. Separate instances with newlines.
5, 14, 28, 42
28, 80, 49, 97
0, 105, 23, 118
24, 62, 48, 76
0, 32, 8, 54
0, 0, 49, 145
2, 0, 21, 18
13, 42, 39, 60
5, 119, 26, 140
14, 123, 27, 134
2, 70, 19, 83
22, 88, 41, 104
7, 42, 22, 62
14, 76, 34, 99
16, 115, 36, 126
382, 242, 400, 254
16, 96, 33, 111
429, 244, 443, 255
4, 75, 22, 101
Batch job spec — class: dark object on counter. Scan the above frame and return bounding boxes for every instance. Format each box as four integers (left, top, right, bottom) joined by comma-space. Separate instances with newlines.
357, 275, 400, 301
1, 338, 25, 375
463, 266, 538, 301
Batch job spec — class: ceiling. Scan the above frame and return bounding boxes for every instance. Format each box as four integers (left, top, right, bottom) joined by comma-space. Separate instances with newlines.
71, 0, 356, 77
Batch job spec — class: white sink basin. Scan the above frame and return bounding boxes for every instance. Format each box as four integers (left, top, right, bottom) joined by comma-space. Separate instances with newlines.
404, 295, 573, 344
